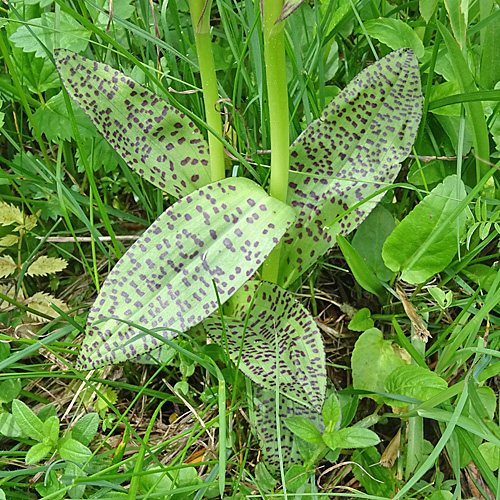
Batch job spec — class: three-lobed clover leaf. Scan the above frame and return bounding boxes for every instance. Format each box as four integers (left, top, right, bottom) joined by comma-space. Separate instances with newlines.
280, 48, 423, 287
77, 178, 296, 370
54, 49, 211, 197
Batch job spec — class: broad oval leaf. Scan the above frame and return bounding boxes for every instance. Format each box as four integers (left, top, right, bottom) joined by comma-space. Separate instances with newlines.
324, 427, 380, 450
363, 19, 425, 59
382, 175, 466, 284
54, 49, 211, 197
280, 48, 422, 287
204, 281, 327, 410
351, 329, 407, 404
77, 178, 296, 370
385, 365, 448, 407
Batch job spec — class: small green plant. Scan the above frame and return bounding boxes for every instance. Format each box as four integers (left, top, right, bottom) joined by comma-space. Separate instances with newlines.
3, 400, 99, 498
53, 0, 422, 473
0, 200, 69, 322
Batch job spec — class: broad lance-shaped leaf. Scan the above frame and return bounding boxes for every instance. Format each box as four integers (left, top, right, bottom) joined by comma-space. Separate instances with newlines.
204, 281, 326, 410
279, 48, 423, 287
77, 178, 295, 370
54, 49, 211, 198
382, 174, 466, 284
250, 383, 322, 474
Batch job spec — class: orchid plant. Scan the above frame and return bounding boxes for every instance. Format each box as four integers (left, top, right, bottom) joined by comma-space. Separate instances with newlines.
54, 0, 422, 475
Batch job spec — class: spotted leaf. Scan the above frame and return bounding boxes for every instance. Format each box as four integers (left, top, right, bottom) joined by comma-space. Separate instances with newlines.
250, 383, 322, 474
276, 0, 306, 23
54, 49, 211, 198
77, 178, 296, 370
280, 49, 423, 287
204, 281, 326, 410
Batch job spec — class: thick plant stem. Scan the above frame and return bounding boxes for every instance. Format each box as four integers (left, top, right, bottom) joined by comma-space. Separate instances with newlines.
188, 0, 225, 182
261, 0, 290, 284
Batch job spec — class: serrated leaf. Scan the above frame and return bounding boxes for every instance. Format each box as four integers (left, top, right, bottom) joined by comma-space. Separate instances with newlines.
9, 12, 90, 58
32, 91, 97, 142
251, 383, 321, 474
12, 399, 44, 441
0, 201, 23, 226
25, 442, 52, 465
324, 427, 380, 450
27, 256, 68, 277
0, 255, 18, 278
351, 329, 407, 404
26, 292, 69, 322
284, 416, 323, 444
54, 49, 211, 198
72, 413, 99, 446
382, 175, 466, 284
363, 19, 425, 58
204, 281, 326, 410
59, 438, 92, 463
0, 234, 19, 247
385, 365, 448, 407
77, 178, 296, 370
280, 49, 422, 287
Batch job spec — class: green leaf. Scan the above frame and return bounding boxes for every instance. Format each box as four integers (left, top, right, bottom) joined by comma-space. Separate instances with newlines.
9, 12, 90, 58
250, 383, 321, 473
352, 447, 394, 497
31, 91, 97, 143
0, 413, 23, 438
12, 399, 45, 441
348, 308, 374, 332
285, 416, 323, 444
382, 175, 466, 283
352, 205, 395, 282
429, 81, 461, 116
337, 235, 385, 298
77, 178, 296, 370
438, 22, 491, 187
72, 413, 99, 446
255, 463, 277, 491
444, 0, 467, 48
385, 365, 448, 407
54, 49, 211, 198
351, 329, 407, 404
25, 442, 52, 465
59, 438, 92, 463
323, 427, 380, 450
420, 0, 440, 22
363, 19, 425, 58
42, 416, 60, 446
322, 393, 341, 432
478, 442, 500, 471
205, 281, 326, 410
0, 378, 22, 403
280, 49, 422, 287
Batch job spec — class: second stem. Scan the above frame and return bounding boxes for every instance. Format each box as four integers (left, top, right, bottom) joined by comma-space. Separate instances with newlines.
261, 0, 290, 284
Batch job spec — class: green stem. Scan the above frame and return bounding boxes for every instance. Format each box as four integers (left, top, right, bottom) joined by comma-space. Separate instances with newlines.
261, 0, 290, 284
188, 0, 226, 182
